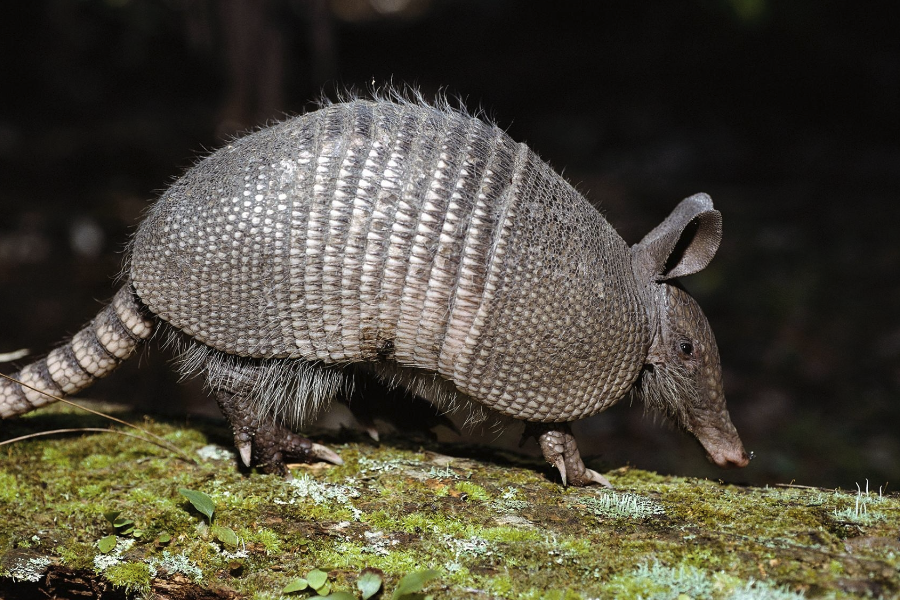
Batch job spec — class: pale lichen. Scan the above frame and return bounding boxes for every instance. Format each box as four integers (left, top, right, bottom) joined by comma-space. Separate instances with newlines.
281, 473, 363, 520
92, 537, 135, 573
2, 557, 52, 582
571, 489, 665, 520
147, 550, 202, 582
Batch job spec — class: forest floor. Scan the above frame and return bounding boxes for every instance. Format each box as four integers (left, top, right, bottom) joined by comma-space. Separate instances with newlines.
1, 402, 898, 599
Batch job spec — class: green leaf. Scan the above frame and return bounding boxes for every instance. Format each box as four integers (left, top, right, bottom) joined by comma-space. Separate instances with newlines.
358, 569, 384, 600
113, 517, 135, 535
97, 535, 117, 553
392, 570, 440, 600
306, 568, 328, 591
157, 531, 172, 544
323, 593, 358, 600
178, 488, 215, 522
282, 578, 309, 593
211, 525, 239, 547
102, 511, 121, 525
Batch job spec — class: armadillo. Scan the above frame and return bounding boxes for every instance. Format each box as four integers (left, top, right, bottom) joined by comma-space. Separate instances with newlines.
0, 98, 749, 486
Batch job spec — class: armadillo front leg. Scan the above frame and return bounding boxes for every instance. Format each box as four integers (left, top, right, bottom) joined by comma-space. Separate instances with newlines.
214, 389, 342, 477
525, 423, 612, 488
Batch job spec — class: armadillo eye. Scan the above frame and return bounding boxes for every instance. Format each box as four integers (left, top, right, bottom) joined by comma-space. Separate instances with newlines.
679, 342, 694, 356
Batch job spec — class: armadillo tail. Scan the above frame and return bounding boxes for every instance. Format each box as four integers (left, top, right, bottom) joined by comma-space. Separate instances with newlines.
0, 285, 155, 418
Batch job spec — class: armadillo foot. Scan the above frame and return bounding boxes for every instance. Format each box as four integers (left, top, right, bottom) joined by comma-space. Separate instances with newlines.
524, 423, 612, 488
215, 389, 342, 476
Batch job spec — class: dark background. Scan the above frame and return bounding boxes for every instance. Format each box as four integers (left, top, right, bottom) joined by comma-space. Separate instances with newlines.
1, 0, 897, 489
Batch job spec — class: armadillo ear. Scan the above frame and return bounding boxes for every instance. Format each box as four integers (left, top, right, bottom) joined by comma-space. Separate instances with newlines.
631, 193, 722, 282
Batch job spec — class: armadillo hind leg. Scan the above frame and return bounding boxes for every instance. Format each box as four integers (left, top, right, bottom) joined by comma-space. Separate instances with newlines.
523, 423, 612, 488
214, 388, 342, 476
0, 285, 154, 418
173, 340, 346, 475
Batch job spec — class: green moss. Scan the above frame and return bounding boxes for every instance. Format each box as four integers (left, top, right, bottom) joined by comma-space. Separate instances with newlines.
244, 527, 282, 554
1, 403, 899, 598
76, 483, 107, 500
453, 481, 491, 501
0, 471, 25, 503
81, 453, 120, 470
315, 543, 424, 574
399, 511, 436, 532
104, 561, 153, 594
38, 446, 72, 468
55, 541, 97, 571
478, 526, 543, 544
361, 509, 400, 530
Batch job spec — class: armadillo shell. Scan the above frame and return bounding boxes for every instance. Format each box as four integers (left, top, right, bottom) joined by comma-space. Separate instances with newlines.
131, 100, 649, 421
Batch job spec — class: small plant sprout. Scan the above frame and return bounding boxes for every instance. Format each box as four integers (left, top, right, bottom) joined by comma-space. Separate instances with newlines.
177, 488, 239, 547
178, 489, 215, 523
97, 506, 139, 554
103, 510, 139, 537
307, 568, 328, 592
283, 568, 337, 596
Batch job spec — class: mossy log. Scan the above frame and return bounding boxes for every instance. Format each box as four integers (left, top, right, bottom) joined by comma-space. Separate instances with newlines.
1, 404, 898, 599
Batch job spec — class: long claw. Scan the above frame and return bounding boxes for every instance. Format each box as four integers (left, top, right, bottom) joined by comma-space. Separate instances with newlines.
237, 441, 252, 467
310, 442, 343, 465
533, 424, 607, 487
584, 468, 613, 488
552, 455, 568, 487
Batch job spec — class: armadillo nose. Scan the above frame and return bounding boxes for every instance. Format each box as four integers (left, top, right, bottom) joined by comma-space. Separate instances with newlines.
696, 425, 750, 469
710, 447, 750, 469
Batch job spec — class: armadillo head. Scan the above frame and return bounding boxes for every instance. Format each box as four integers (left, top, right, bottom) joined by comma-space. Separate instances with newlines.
630, 193, 749, 469
640, 284, 749, 468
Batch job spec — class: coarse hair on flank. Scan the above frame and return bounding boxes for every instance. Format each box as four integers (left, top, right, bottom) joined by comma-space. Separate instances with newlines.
632, 362, 694, 431
162, 326, 349, 429
162, 324, 496, 432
